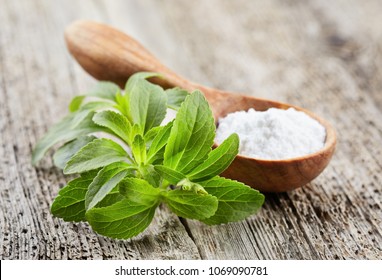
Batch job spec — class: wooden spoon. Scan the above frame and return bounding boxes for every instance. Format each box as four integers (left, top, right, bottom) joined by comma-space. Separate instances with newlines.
64, 20, 336, 192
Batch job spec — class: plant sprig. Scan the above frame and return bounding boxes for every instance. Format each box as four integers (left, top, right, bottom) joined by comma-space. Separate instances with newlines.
32, 72, 264, 239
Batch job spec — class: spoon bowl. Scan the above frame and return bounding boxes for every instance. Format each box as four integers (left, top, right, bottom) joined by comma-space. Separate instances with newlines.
64, 20, 336, 192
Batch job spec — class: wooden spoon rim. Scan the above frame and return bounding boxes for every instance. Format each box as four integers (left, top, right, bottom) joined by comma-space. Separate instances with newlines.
231, 124, 336, 163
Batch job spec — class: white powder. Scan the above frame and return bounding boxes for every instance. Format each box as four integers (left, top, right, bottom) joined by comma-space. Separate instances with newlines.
215, 108, 326, 160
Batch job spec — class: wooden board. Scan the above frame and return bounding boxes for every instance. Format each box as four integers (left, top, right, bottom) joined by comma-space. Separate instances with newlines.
0, 0, 381, 259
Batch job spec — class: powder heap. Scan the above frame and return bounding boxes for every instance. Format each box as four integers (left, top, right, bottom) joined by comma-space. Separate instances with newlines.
215, 108, 326, 160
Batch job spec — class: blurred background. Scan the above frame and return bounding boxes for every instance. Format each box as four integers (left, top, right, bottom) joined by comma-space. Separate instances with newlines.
1, 0, 381, 259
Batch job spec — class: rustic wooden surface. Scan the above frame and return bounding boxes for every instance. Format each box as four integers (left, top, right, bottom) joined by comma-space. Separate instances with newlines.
1, 0, 381, 260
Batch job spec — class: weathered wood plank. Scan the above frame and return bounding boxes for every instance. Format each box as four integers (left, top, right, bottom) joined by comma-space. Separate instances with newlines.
1, 0, 381, 260
0, 0, 199, 260
152, 0, 382, 259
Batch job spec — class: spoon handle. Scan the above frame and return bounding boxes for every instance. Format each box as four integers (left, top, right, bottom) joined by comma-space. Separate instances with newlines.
65, 20, 199, 91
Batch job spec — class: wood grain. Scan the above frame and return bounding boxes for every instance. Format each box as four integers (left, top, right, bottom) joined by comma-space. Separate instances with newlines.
1, 0, 381, 259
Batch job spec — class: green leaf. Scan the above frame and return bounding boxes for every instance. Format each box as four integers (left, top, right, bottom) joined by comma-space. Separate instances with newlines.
51, 170, 125, 222
146, 121, 173, 164
130, 124, 141, 142
87, 81, 120, 101
85, 162, 134, 211
32, 113, 108, 165
70, 101, 115, 128
163, 91, 215, 174
163, 189, 218, 220
115, 91, 130, 119
131, 134, 146, 164
69, 95, 86, 112
165, 88, 189, 110
188, 133, 239, 181
200, 177, 265, 225
125, 72, 167, 133
125, 72, 162, 91
154, 165, 184, 185
144, 126, 162, 143
51, 171, 97, 222
53, 135, 96, 169
95, 188, 125, 208
118, 178, 161, 203
92, 110, 132, 144
86, 199, 157, 239
139, 164, 162, 188
64, 138, 129, 174
86, 178, 160, 239
70, 81, 119, 113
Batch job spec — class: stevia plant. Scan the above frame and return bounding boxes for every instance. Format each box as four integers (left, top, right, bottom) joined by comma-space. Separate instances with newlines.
32, 72, 264, 239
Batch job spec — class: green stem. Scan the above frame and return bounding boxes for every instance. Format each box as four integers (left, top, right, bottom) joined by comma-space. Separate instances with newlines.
160, 179, 170, 190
